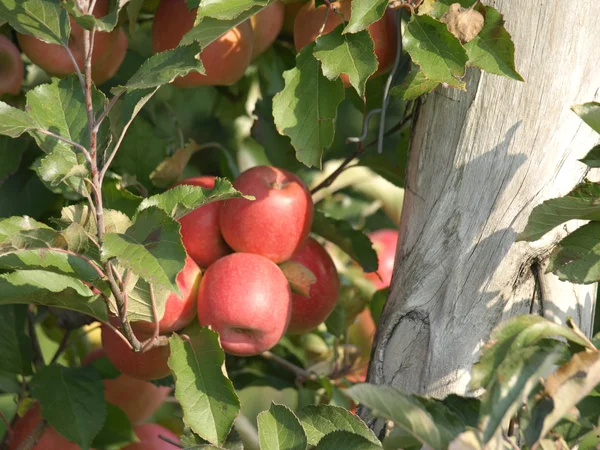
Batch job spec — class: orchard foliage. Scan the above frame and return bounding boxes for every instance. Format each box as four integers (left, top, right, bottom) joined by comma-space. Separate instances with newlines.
1, 0, 597, 449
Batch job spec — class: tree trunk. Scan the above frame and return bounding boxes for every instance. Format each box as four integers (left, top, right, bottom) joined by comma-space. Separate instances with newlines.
368, 1, 600, 399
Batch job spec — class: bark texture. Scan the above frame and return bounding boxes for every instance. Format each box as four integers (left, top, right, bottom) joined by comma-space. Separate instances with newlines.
369, 1, 600, 399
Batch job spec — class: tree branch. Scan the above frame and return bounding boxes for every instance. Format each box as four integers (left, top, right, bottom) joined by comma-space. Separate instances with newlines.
15, 420, 47, 450
261, 351, 317, 381
36, 129, 92, 165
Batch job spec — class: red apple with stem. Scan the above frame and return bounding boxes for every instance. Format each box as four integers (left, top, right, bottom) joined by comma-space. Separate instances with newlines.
152, 0, 254, 87
0, 35, 24, 96
366, 229, 398, 290
294, 0, 397, 87
197, 252, 292, 356
101, 324, 171, 381
286, 237, 340, 334
84, 349, 170, 425
8, 404, 81, 450
219, 165, 313, 263
123, 423, 181, 450
174, 176, 232, 268
131, 256, 202, 334
250, 2, 285, 59
17, 0, 128, 85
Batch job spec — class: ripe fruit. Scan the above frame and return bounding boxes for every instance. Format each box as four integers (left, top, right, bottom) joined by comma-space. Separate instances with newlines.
123, 423, 181, 450
286, 237, 340, 334
101, 324, 171, 381
17, 0, 127, 85
250, 2, 285, 59
197, 253, 292, 356
281, 1, 306, 37
366, 229, 398, 290
175, 176, 231, 268
0, 35, 24, 96
131, 256, 202, 334
8, 404, 80, 450
152, 0, 254, 87
220, 165, 313, 263
293, 0, 397, 86
84, 349, 170, 425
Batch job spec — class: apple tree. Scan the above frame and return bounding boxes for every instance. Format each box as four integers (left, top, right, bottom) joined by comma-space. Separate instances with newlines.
0, 0, 599, 450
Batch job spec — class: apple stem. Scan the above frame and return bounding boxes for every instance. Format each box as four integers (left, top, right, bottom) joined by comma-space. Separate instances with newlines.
14, 420, 48, 450
261, 351, 317, 381
157, 434, 184, 448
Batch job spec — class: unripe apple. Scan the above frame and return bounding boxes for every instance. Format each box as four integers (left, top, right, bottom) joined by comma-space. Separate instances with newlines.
197, 253, 292, 356
175, 176, 232, 268
286, 237, 340, 334
250, 2, 285, 59
123, 423, 181, 450
0, 35, 24, 96
365, 229, 398, 290
346, 308, 376, 382
8, 404, 81, 450
220, 165, 313, 263
151, 0, 254, 87
84, 349, 170, 425
101, 324, 171, 381
17, 0, 127, 85
294, 0, 397, 86
131, 256, 202, 334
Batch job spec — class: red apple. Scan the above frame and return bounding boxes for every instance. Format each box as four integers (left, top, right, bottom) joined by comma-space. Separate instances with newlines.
294, 0, 397, 86
101, 324, 171, 381
123, 423, 181, 450
8, 404, 81, 450
131, 256, 202, 334
286, 237, 340, 334
365, 229, 398, 290
151, 0, 254, 87
219, 165, 313, 263
197, 252, 292, 356
0, 35, 24, 96
250, 2, 285, 59
84, 349, 170, 425
175, 176, 232, 268
17, 0, 127, 85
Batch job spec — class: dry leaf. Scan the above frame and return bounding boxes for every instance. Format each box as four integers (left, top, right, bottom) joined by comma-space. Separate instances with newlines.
441, 3, 484, 44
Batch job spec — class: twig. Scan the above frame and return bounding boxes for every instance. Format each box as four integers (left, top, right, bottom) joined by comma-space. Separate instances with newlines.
51, 249, 105, 279
0, 410, 12, 444
158, 434, 183, 448
93, 90, 123, 132
36, 130, 92, 165
65, 47, 86, 94
311, 142, 364, 195
142, 284, 161, 352
15, 420, 48, 450
49, 330, 71, 365
27, 307, 43, 369
377, 9, 404, 154
261, 351, 317, 381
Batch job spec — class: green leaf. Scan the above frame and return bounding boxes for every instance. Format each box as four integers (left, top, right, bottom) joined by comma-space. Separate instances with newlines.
325, 303, 346, 337
195, 0, 269, 20
150, 140, 203, 188
181, 8, 264, 47
122, 275, 170, 324
257, 403, 308, 450
313, 24, 377, 97
126, 0, 143, 34
109, 87, 158, 139
60, 204, 133, 238
34, 146, 89, 194
315, 431, 382, 450
311, 210, 378, 272
479, 342, 566, 444
402, 14, 467, 89
471, 315, 591, 391
297, 404, 379, 446
0, 270, 108, 321
91, 403, 138, 450
390, 65, 440, 100
273, 43, 345, 168
524, 351, 600, 448
517, 182, 600, 242
168, 323, 240, 445
101, 207, 186, 293
64, 0, 129, 32
30, 365, 106, 450
103, 178, 143, 218
547, 222, 600, 284
0, 136, 27, 184
572, 102, 600, 135
0, 305, 33, 377
463, 5, 523, 81
0, 0, 70, 45
0, 216, 51, 241
139, 178, 252, 220
343, 0, 389, 34
0, 102, 36, 138
116, 43, 205, 92
579, 145, 600, 167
